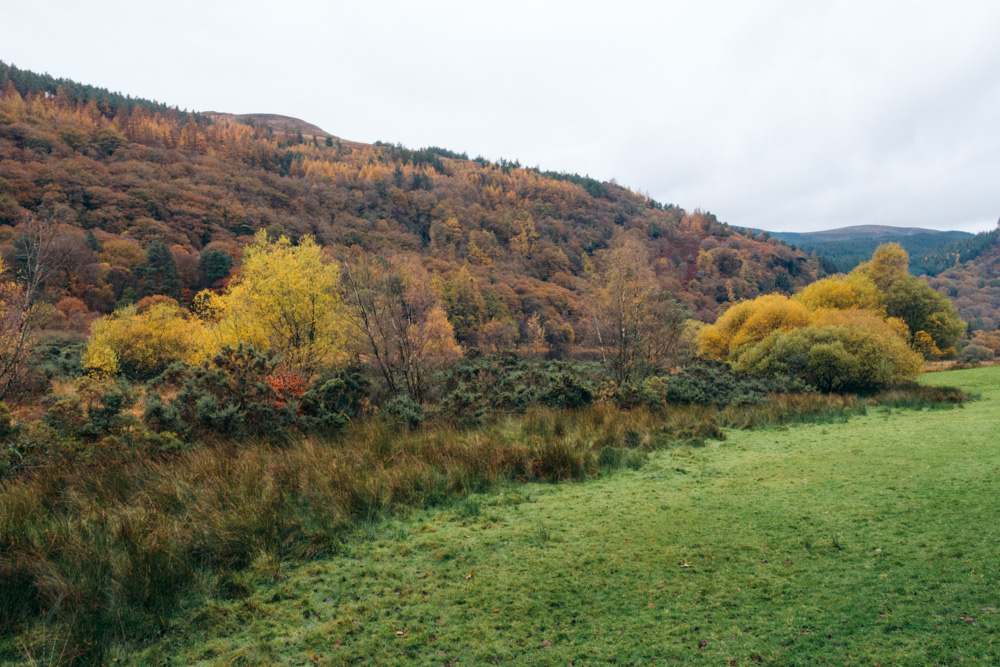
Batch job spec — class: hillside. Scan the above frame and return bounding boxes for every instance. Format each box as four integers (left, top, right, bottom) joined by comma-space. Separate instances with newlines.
0, 61, 824, 350
927, 229, 1000, 330
205, 112, 334, 139
767, 225, 972, 274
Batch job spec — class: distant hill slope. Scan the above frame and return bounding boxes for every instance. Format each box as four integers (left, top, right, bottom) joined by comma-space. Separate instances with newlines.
765, 225, 973, 275
0, 61, 828, 351
206, 112, 334, 139
774, 225, 970, 242
927, 228, 1000, 330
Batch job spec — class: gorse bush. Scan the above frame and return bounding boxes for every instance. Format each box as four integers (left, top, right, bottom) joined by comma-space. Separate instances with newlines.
617, 358, 810, 410
436, 354, 597, 426
143, 345, 371, 442
43, 377, 137, 441
0, 402, 10, 440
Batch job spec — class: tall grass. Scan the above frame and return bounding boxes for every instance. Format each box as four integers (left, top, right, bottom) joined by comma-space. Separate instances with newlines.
0, 385, 966, 664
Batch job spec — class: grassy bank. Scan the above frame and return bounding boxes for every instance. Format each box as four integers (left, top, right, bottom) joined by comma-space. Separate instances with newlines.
124, 367, 998, 665
0, 383, 972, 664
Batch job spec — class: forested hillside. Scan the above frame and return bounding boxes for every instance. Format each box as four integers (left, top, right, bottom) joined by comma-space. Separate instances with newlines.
0, 61, 823, 354
926, 229, 1000, 330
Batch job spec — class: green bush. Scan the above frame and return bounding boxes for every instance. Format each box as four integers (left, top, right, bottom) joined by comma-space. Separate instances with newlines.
437, 355, 597, 425
383, 395, 425, 428
959, 343, 995, 363
144, 345, 370, 442
42, 379, 137, 441
618, 359, 806, 410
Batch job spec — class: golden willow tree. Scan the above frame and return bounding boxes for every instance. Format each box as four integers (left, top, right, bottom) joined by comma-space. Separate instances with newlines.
85, 232, 349, 378
697, 243, 964, 392
199, 232, 347, 375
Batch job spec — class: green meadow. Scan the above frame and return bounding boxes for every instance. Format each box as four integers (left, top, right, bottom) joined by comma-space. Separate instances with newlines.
128, 366, 1000, 666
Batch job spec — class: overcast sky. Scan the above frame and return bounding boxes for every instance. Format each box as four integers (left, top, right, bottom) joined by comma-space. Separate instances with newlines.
4, 0, 1000, 232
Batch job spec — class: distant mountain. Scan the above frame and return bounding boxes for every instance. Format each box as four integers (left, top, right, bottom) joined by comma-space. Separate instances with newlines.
773, 225, 970, 243
762, 225, 973, 275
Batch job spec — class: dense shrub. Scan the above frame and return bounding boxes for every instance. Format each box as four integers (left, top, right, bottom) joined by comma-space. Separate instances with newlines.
383, 394, 426, 428
33, 334, 87, 381
144, 345, 370, 442
0, 402, 10, 440
42, 378, 137, 441
698, 294, 811, 360
83, 300, 204, 378
958, 343, 995, 363
436, 355, 597, 426
618, 358, 809, 410
732, 321, 923, 392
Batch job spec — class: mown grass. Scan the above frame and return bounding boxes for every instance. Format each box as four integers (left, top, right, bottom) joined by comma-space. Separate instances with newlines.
0, 381, 975, 664
120, 367, 999, 666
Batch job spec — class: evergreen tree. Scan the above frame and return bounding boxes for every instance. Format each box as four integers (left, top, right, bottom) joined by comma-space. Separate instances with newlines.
85, 230, 101, 252
139, 240, 181, 299
199, 249, 233, 287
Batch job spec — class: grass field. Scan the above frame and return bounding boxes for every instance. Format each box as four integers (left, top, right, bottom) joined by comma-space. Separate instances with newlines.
128, 367, 999, 665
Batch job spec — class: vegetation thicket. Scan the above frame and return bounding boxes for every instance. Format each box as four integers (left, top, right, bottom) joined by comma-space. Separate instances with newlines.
698, 243, 966, 391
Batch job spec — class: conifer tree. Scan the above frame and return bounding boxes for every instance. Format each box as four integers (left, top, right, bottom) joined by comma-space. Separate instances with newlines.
139, 240, 181, 299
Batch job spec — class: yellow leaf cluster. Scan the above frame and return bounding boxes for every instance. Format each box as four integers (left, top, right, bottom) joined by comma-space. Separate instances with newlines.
199, 231, 346, 375
697, 294, 810, 359
83, 301, 204, 377
794, 273, 882, 313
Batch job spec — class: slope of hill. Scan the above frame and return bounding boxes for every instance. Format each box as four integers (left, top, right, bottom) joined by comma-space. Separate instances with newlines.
926, 229, 1000, 330
0, 61, 824, 351
205, 112, 334, 139
767, 225, 972, 274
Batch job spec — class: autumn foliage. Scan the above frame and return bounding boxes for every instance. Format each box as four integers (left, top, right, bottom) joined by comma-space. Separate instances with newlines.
698, 243, 965, 391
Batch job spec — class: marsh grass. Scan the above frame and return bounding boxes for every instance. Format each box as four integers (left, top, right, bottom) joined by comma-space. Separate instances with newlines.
0, 384, 968, 663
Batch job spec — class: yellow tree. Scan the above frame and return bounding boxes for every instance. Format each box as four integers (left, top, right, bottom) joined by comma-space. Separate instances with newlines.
854, 242, 909, 291
794, 273, 882, 313
83, 300, 205, 378
697, 293, 811, 360
202, 231, 347, 376
848, 243, 966, 357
